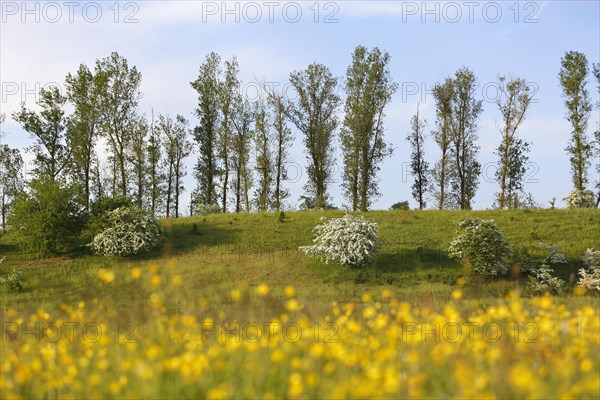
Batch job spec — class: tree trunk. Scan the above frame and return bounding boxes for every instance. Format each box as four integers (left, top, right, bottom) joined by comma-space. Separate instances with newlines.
166, 162, 173, 218
175, 168, 180, 218
119, 148, 127, 197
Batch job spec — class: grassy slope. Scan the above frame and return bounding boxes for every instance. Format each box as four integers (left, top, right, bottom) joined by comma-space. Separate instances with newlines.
0, 209, 599, 321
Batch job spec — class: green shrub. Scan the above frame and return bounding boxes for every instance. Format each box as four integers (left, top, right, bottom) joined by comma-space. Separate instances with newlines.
390, 201, 410, 210
524, 245, 567, 295
90, 206, 165, 257
90, 196, 133, 217
8, 179, 85, 255
196, 203, 221, 216
448, 219, 510, 276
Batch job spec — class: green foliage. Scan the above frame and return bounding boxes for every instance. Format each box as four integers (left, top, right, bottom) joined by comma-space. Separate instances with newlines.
0, 144, 24, 230
594, 129, 600, 207
90, 195, 134, 217
230, 99, 254, 212
495, 76, 533, 210
191, 52, 221, 207
12, 86, 69, 182
514, 242, 567, 274
298, 196, 337, 211
81, 195, 134, 243
8, 179, 84, 255
448, 218, 510, 276
0, 267, 24, 293
253, 100, 273, 212
288, 63, 341, 209
217, 56, 240, 213
146, 116, 164, 216
559, 51, 593, 191
431, 79, 454, 210
390, 201, 410, 210
264, 86, 293, 211
448, 68, 483, 210
160, 114, 193, 218
519, 243, 567, 295
341, 46, 396, 211
406, 105, 429, 210
195, 203, 222, 216
300, 214, 379, 268
65, 63, 101, 211
90, 206, 165, 257
95, 51, 142, 197
129, 116, 149, 207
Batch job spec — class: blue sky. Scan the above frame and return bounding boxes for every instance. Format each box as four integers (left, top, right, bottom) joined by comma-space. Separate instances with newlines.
1, 1, 599, 211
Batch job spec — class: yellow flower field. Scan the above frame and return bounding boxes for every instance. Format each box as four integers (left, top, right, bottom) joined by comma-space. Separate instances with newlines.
1, 264, 599, 399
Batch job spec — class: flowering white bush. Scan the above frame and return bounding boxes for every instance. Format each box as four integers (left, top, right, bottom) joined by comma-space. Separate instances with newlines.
578, 248, 600, 291
0, 256, 24, 292
448, 219, 510, 276
90, 206, 165, 257
518, 243, 566, 295
528, 266, 566, 295
299, 214, 379, 268
564, 189, 595, 208
0, 265, 24, 293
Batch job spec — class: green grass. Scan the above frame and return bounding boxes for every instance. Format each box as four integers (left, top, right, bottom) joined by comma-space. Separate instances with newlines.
1, 208, 599, 322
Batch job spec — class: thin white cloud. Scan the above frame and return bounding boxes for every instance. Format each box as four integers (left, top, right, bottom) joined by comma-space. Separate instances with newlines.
496, 28, 514, 39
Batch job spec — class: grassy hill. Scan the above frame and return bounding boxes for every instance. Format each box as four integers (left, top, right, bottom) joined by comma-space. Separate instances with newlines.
1, 208, 598, 319
1, 208, 599, 399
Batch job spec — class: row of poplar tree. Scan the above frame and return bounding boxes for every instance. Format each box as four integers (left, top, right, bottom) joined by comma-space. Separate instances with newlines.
189, 48, 600, 214
1, 47, 599, 230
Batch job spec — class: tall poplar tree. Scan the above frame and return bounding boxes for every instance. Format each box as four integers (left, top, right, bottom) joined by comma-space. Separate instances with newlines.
146, 112, 164, 216
95, 52, 142, 197
406, 104, 429, 210
191, 52, 221, 209
12, 86, 69, 183
431, 79, 455, 209
264, 85, 293, 211
448, 67, 483, 210
65, 63, 101, 210
592, 62, 600, 207
341, 46, 397, 211
494, 76, 533, 209
160, 114, 193, 218
288, 63, 340, 209
230, 99, 254, 212
129, 116, 148, 207
0, 118, 24, 230
559, 51, 593, 192
218, 56, 240, 213
254, 100, 273, 211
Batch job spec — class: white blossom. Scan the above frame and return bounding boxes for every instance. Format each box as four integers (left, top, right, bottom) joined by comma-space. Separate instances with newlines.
577, 248, 600, 291
90, 206, 165, 257
299, 214, 379, 268
564, 189, 595, 209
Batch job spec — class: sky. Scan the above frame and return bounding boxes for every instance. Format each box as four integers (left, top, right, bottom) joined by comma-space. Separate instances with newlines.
1, 0, 599, 212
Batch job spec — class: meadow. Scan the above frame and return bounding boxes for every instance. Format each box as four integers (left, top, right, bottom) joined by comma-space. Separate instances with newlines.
1, 209, 599, 398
